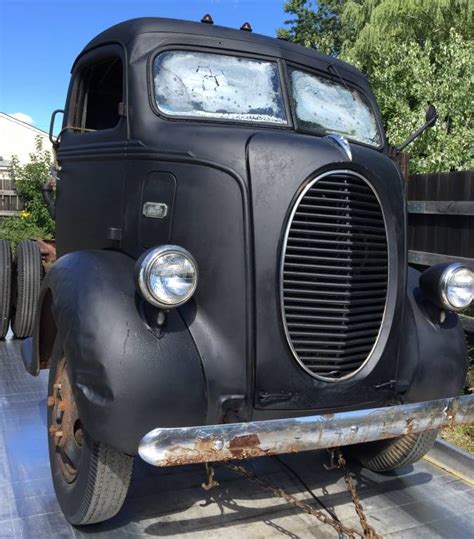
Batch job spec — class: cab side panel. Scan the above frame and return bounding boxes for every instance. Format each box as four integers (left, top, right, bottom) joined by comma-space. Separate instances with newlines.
122, 157, 250, 423
55, 142, 126, 257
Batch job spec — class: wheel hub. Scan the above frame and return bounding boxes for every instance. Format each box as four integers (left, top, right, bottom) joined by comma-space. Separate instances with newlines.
49, 357, 84, 483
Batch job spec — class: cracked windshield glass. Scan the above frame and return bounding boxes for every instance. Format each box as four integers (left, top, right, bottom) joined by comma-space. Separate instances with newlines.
290, 68, 382, 147
153, 51, 287, 124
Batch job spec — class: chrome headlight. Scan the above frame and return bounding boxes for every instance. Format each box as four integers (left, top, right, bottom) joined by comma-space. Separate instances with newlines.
439, 264, 474, 311
135, 245, 198, 308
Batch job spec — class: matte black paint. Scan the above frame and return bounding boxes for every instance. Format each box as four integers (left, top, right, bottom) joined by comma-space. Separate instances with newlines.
249, 134, 405, 410
36, 250, 207, 454
23, 17, 469, 454
397, 267, 469, 402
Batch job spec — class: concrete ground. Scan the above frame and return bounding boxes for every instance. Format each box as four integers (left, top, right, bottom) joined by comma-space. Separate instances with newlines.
0, 336, 472, 538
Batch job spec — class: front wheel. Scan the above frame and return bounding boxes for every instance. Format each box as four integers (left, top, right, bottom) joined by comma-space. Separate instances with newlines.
350, 430, 438, 473
48, 349, 133, 525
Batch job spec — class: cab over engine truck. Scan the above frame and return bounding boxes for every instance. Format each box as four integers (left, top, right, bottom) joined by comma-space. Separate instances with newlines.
19, 16, 474, 525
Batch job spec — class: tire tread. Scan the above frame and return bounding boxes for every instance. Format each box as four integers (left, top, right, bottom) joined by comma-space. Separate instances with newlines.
12, 240, 42, 338
78, 442, 133, 525
0, 240, 12, 338
356, 430, 438, 472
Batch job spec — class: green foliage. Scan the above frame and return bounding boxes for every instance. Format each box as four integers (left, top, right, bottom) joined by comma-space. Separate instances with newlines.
0, 136, 55, 248
279, 0, 474, 173
9, 136, 55, 237
278, 0, 348, 55
0, 216, 52, 251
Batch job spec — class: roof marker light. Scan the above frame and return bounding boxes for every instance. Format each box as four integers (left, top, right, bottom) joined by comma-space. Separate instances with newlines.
201, 14, 214, 24
240, 22, 252, 32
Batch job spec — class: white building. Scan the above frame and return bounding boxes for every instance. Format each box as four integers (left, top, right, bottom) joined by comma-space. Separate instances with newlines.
0, 112, 51, 163
0, 113, 52, 216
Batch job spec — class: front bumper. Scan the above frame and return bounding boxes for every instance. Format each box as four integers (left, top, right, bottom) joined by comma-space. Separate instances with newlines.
139, 395, 474, 466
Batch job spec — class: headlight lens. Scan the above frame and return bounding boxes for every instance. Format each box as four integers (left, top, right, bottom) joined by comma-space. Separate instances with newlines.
136, 245, 198, 308
440, 264, 474, 311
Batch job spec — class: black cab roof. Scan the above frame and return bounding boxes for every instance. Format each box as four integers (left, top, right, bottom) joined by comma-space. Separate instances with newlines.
78, 16, 365, 79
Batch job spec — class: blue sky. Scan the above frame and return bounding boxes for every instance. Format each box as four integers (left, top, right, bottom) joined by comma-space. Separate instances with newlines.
0, 0, 289, 132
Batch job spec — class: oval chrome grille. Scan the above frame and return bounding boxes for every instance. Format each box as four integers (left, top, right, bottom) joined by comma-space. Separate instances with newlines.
281, 171, 388, 381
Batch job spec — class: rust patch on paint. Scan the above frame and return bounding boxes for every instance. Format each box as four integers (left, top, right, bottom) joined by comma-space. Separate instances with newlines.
196, 437, 217, 452
405, 417, 415, 435
229, 433, 267, 459
229, 434, 260, 449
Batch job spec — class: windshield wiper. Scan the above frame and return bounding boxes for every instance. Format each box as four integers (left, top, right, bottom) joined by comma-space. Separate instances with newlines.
328, 63, 354, 98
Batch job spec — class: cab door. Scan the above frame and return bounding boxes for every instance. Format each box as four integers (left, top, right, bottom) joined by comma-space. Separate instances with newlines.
55, 44, 127, 257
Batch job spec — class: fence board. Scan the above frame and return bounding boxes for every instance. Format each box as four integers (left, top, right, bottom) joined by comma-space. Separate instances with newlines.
0, 162, 22, 216
408, 250, 474, 270
407, 171, 474, 259
407, 201, 474, 215
407, 170, 473, 333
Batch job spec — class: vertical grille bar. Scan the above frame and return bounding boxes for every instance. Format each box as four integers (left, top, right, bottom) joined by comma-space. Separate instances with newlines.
280, 170, 388, 381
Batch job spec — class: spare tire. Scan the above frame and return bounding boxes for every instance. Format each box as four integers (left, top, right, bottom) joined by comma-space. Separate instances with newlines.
11, 240, 42, 338
0, 240, 12, 339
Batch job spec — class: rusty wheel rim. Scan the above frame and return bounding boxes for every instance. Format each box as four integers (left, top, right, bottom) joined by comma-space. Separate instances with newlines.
48, 357, 84, 483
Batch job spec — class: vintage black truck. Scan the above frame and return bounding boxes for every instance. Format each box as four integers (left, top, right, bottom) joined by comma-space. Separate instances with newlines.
20, 16, 473, 525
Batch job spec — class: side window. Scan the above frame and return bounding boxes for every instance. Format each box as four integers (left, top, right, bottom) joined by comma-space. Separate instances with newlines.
73, 56, 123, 131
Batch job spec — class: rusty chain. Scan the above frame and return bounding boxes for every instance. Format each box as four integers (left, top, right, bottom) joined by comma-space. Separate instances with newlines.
335, 448, 382, 539
202, 448, 382, 538
222, 460, 362, 538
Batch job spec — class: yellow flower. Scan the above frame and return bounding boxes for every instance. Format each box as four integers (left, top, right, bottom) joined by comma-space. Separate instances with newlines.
20, 210, 31, 219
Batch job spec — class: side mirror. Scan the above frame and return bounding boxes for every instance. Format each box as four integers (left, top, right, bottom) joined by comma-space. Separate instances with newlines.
396, 104, 438, 153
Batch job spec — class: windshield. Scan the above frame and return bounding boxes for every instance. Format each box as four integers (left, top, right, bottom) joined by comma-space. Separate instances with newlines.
153, 51, 287, 124
290, 68, 382, 147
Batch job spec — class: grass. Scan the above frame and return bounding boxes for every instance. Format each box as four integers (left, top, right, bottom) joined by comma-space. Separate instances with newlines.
440, 424, 474, 453
440, 336, 473, 454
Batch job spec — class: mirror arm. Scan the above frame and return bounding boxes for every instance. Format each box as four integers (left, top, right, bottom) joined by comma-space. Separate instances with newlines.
49, 109, 64, 149
40, 184, 56, 219
395, 116, 436, 153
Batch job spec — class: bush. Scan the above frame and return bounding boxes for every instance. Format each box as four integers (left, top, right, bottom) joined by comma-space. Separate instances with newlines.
0, 136, 55, 248
0, 215, 53, 250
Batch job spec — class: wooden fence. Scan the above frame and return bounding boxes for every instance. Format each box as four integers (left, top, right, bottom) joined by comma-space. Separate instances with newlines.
406, 170, 474, 331
0, 161, 22, 216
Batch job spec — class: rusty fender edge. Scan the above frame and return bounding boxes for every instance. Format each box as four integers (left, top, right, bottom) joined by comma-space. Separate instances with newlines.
138, 395, 474, 466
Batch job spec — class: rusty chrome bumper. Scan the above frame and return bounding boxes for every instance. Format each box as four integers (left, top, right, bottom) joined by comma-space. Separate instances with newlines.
138, 395, 474, 467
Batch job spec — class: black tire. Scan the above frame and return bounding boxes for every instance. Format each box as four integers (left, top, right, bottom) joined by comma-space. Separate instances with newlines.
0, 240, 12, 339
351, 430, 438, 473
48, 341, 133, 525
11, 240, 42, 338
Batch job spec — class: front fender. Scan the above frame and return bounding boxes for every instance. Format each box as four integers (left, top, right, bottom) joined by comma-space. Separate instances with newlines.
397, 267, 469, 402
32, 250, 207, 454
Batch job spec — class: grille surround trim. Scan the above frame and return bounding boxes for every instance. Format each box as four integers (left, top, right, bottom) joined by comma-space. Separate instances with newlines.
280, 169, 389, 383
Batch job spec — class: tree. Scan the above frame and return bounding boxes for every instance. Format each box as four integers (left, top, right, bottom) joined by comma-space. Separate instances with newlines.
278, 0, 474, 173
278, 1, 348, 55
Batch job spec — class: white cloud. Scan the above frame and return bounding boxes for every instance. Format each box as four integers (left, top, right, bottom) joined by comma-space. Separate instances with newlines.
10, 112, 34, 125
